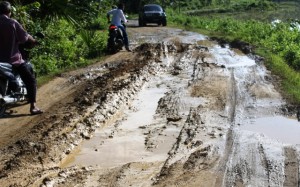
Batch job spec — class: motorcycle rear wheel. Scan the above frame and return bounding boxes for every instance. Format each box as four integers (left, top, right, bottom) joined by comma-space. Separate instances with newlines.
0, 97, 6, 117
107, 38, 118, 54
106, 46, 118, 54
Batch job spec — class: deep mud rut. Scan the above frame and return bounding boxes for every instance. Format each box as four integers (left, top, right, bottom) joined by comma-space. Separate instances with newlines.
0, 22, 299, 187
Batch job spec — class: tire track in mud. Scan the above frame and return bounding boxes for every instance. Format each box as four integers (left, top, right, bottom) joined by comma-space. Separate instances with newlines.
258, 143, 272, 184
152, 44, 232, 186
283, 147, 299, 187
228, 69, 238, 124
215, 60, 290, 186
214, 68, 237, 187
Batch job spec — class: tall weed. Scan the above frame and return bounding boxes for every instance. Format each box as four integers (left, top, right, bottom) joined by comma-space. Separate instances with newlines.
80, 29, 108, 58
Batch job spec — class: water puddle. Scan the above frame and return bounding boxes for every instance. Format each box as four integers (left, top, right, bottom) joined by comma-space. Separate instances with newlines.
211, 45, 256, 67
63, 77, 178, 168
241, 116, 300, 145
177, 31, 207, 43
197, 40, 217, 47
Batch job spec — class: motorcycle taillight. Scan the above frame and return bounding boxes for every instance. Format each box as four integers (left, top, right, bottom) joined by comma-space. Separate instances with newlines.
109, 25, 117, 30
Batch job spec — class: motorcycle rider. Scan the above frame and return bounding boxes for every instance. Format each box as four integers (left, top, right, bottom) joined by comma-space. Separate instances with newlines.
107, 3, 132, 52
0, 1, 43, 115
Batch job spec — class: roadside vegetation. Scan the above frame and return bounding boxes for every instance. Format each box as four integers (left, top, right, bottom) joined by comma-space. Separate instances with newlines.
166, 0, 300, 104
10, 0, 111, 79
6, 0, 300, 104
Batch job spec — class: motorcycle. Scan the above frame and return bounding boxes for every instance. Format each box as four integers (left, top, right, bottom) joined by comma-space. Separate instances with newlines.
106, 24, 124, 54
0, 33, 43, 117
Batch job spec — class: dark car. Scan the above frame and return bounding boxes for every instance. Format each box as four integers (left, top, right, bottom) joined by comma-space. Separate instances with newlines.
139, 4, 167, 27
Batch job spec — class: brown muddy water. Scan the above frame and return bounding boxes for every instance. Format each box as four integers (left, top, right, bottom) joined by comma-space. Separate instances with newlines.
63, 76, 178, 168
241, 116, 300, 145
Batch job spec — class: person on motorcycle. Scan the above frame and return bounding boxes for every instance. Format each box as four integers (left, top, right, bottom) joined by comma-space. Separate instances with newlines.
0, 1, 43, 115
107, 3, 132, 52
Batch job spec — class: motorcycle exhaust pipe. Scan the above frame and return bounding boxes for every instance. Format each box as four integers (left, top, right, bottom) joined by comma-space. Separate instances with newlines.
2, 96, 22, 104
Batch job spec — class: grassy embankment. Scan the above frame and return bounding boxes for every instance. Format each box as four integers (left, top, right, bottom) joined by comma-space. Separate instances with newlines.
167, 1, 300, 105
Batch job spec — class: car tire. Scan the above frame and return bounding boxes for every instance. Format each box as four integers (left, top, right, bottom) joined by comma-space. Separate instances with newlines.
162, 20, 167, 26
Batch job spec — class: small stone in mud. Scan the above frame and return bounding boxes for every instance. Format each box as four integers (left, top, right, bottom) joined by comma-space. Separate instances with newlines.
193, 140, 203, 147
58, 171, 67, 178
80, 132, 91, 139
167, 116, 182, 122
42, 177, 52, 184
171, 71, 180, 75
208, 132, 216, 138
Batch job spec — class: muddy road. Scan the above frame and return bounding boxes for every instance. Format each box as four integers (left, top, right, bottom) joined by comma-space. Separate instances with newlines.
0, 22, 299, 187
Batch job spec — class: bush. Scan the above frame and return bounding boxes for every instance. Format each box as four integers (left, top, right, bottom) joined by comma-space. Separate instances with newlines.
30, 19, 87, 75
30, 18, 108, 76
80, 29, 108, 58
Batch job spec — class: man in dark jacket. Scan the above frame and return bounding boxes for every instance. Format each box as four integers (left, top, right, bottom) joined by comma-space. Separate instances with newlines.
0, 1, 43, 115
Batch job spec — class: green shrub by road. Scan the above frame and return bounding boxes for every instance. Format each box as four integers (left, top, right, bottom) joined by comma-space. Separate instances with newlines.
167, 8, 300, 104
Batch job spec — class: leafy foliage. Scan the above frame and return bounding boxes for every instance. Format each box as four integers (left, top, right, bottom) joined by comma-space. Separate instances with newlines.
80, 29, 108, 58
167, 1, 300, 103
5, 0, 111, 77
30, 19, 85, 75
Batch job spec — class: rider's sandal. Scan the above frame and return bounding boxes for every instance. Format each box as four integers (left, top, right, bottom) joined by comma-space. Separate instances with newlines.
30, 108, 44, 115
125, 47, 132, 52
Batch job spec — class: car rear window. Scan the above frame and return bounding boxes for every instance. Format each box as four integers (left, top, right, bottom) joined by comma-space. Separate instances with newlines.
144, 5, 162, 11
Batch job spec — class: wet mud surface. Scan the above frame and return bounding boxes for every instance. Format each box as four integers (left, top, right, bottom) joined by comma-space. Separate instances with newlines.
0, 23, 299, 187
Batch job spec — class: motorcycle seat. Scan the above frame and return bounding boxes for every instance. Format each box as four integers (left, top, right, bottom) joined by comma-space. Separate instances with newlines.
0, 62, 12, 72
0, 62, 15, 80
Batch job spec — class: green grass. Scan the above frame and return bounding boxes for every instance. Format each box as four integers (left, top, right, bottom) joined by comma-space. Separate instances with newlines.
257, 50, 300, 104
166, 5, 300, 104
